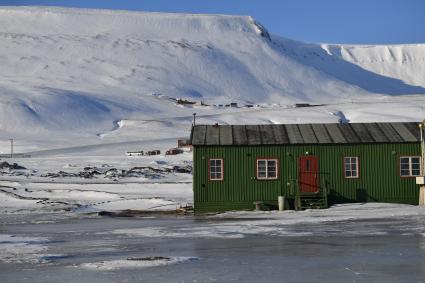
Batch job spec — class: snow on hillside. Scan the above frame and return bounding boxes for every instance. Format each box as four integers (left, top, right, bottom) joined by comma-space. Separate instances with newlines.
274, 37, 425, 95
323, 44, 425, 88
0, 6, 424, 153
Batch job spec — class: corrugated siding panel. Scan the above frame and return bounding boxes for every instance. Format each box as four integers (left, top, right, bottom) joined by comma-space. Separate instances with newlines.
194, 143, 420, 212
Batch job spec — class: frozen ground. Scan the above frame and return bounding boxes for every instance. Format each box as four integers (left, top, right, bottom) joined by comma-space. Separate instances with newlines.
2, 153, 425, 282
0, 151, 194, 214
1, 203, 425, 282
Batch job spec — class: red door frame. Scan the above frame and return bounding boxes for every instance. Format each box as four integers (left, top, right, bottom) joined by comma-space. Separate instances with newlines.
298, 156, 319, 194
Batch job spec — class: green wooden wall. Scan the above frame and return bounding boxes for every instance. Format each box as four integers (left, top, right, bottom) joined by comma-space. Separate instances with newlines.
193, 143, 421, 212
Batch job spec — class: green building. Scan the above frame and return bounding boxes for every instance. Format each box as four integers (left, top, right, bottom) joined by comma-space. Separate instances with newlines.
190, 122, 422, 213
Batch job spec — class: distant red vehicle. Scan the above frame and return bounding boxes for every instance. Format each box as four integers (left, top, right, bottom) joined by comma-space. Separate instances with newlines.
166, 148, 184, 155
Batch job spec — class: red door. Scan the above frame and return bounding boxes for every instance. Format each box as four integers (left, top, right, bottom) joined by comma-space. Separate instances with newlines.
298, 156, 319, 193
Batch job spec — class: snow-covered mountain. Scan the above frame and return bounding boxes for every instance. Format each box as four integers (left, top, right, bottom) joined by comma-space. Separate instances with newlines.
0, 6, 425, 153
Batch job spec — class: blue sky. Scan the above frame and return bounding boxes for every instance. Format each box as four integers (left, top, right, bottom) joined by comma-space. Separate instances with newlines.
1, 0, 424, 44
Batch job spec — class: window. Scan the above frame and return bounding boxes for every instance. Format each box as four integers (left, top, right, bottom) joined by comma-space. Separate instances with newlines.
256, 158, 278, 180
209, 159, 223, 181
344, 157, 359, 179
400, 156, 421, 177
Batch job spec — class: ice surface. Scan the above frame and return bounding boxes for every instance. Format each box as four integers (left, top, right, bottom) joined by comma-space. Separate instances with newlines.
111, 203, 425, 239
0, 234, 52, 263
1, 204, 425, 282
79, 256, 199, 270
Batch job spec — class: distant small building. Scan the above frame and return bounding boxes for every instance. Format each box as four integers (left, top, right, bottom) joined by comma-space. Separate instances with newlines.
190, 122, 422, 213
177, 139, 192, 149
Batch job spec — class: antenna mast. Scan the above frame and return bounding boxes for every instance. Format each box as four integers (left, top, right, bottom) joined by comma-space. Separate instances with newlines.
9, 138, 13, 158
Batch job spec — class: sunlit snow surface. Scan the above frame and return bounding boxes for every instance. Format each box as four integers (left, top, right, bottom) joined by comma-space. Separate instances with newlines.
0, 7, 425, 154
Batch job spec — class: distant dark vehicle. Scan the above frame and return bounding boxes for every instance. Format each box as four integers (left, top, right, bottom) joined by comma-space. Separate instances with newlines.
146, 150, 161, 156
166, 148, 184, 155
176, 98, 196, 105
294, 103, 311, 108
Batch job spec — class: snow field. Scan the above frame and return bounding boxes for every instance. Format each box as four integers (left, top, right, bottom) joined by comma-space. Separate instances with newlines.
0, 6, 424, 154
0, 181, 193, 214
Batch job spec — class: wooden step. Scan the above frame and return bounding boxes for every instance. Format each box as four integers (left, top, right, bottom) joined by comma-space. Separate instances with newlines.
298, 196, 328, 210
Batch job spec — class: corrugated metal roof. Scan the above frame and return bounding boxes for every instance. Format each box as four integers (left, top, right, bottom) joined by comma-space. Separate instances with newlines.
191, 122, 421, 146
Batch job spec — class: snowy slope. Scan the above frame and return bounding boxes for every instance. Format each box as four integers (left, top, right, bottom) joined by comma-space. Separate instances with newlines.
324, 44, 425, 88
274, 37, 425, 95
0, 6, 424, 153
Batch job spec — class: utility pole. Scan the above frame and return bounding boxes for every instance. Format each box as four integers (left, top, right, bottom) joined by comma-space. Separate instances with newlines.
418, 122, 425, 205
9, 138, 13, 158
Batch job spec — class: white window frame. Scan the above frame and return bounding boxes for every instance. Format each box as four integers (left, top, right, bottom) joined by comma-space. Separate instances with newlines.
399, 156, 421, 177
256, 158, 278, 180
344, 156, 359, 179
209, 158, 223, 181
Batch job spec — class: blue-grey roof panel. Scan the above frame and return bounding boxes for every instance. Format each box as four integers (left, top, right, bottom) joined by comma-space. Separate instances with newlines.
190, 122, 420, 146
232, 125, 248, 145
219, 125, 233, 145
